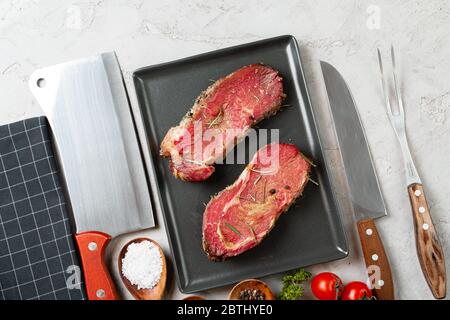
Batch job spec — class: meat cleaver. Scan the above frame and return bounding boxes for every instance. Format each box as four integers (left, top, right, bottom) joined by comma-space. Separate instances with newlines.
29, 52, 155, 300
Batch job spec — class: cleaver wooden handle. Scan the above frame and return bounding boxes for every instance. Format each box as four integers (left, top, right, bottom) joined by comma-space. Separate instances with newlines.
408, 183, 446, 299
75, 231, 119, 300
357, 219, 395, 300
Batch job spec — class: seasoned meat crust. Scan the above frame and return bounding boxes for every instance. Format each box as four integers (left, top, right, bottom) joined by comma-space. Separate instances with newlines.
160, 64, 285, 182
202, 143, 312, 261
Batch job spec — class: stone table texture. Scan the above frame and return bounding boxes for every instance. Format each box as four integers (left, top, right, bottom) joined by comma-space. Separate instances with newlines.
1, 0, 449, 300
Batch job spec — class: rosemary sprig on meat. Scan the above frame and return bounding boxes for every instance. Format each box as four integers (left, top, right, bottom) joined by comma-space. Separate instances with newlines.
253, 175, 262, 186
307, 176, 319, 186
246, 222, 257, 242
206, 108, 224, 128
238, 196, 256, 203
184, 158, 205, 166
250, 168, 275, 175
224, 222, 242, 237
300, 153, 316, 167
262, 180, 267, 203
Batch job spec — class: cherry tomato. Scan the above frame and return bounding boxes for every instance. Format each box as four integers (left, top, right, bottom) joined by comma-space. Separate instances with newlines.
341, 281, 373, 300
311, 272, 344, 300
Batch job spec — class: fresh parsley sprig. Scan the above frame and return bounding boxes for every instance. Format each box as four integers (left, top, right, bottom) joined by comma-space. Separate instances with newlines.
279, 268, 312, 300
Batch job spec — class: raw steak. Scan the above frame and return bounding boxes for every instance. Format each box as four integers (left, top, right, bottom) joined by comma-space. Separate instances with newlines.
160, 64, 284, 181
202, 143, 312, 261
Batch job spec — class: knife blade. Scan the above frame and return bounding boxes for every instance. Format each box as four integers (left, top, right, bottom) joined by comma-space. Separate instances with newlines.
321, 61, 395, 300
29, 52, 155, 300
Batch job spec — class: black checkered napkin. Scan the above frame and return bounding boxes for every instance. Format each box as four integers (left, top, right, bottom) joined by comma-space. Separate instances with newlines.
0, 117, 86, 300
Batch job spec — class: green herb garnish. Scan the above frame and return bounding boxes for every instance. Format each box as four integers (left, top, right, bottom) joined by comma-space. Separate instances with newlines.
253, 175, 261, 186
279, 268, 312, 300
307, 175, 319, 186
300, 153, 316, 167
206, 108, 223, 128
262, 180, 267, 203
224, 222, 242, 237
246, 222, 257, 241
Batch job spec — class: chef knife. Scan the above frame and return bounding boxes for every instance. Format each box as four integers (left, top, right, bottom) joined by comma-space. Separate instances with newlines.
321, 61, 395, 300
28, 52, 155, 300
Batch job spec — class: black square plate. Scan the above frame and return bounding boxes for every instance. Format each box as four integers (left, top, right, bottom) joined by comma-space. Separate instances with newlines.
133, 35, 348, 293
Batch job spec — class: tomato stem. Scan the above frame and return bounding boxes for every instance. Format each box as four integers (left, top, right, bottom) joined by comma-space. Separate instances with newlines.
335, 282, 342, 300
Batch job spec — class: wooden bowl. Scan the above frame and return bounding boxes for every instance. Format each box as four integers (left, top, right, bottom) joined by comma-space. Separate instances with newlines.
228, 279, 276, 300
118, 237, 167, 300
183, 295, 206, 300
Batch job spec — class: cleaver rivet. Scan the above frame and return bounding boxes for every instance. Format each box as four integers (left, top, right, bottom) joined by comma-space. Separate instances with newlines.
96, 289, 105, 298
366, 228, 373, 236
88, 242, 98, 251
371, 254, 379, 261
378, 279, 384, 287
414, 190, 422, 197
422, 223, 429, 231
418, 206, 426, 214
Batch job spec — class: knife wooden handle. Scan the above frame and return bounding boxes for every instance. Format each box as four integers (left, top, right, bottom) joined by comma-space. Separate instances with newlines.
408, 183, 446, 299
357, 219, 395, 300
75, 231, 119, 300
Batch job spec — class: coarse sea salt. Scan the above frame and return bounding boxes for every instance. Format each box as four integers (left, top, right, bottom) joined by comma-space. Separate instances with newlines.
121, 240, 162, 290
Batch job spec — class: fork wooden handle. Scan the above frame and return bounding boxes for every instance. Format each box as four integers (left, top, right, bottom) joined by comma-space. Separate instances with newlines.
357, 219, 395, 300
408, 183, 446, 299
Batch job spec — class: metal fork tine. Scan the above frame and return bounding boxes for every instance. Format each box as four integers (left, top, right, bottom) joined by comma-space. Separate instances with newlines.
391, 45, 405, 117
377, 48, 392, 116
